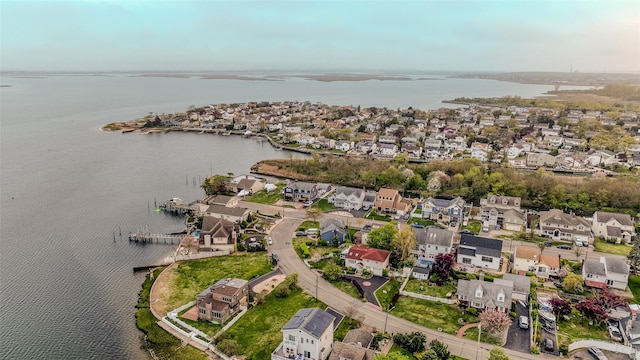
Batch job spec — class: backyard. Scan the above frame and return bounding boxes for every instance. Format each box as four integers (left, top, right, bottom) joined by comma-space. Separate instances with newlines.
311, 198, 337, 211
593, 238, 631, 256
392, 297, 477, 335
242, 183, 284, 205
556, 309, 609, 344
404, 279, 456, 298
461, 220, 482, 234
375, 279, 402, 309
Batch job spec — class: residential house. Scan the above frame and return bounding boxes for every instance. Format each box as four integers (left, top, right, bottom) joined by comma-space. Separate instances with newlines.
345, 245, 391, 276
362, 191, 376, 211
377, 143, 397, 157
526, 152, 556, 168
204, 194, 239, 207
420, 197, 466, 224
328, 186, 365, 211
272, 308, 335, 360
335, 141, 353, 152
588, 150, 617, 167
320, 218, 347, 246
412, 226, 454, 267
284, 181, 318, 201
401, 144, 422, 158
233, 178, 265, 196
539, 209, 592, 244
499, 273, 531, 302
471, 149, 488, 162
411, 266, 431, 280
593, 211, 636, 244
196, 278, 248, 324
205, 204, 250, 223
457, 276, 512, 313
378, 135, 396, 144
512, 246, 560, 279
198, 216, 239, 252
457, 234, 503, 271
374, 188, 401, 215
582, 256, 629, 291
479, 195, 526, 232
354, 141, 376, 154
329, 329, 377, 360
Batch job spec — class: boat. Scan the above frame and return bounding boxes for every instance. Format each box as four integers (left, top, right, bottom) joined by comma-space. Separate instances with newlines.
221, 131, 231, 136
539, 310, 556, 323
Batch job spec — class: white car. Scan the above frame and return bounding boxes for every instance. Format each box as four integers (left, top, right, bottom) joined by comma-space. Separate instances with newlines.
518, 315, 529, 329
267, 237, 273, 245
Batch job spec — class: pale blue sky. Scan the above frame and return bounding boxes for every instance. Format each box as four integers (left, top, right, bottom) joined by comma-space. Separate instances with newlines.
1, 1, 638, 72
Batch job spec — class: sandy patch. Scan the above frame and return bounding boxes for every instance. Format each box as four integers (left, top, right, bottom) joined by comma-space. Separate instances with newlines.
252, 274, 286, 294
150, 263, 178, 317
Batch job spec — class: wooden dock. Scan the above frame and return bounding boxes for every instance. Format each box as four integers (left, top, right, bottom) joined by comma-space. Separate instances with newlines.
129, 232, 184, 244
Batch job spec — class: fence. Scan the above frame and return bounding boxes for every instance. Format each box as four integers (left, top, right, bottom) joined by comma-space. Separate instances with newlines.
568, 339, 636, 356
399, 290, 456, 304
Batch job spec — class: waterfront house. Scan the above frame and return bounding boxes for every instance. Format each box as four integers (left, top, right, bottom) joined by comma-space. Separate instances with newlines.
412, 226, 454, 267
457, 276, 512, 313
592, 211, 636, 244
272, 308, 335, 360
283, 181, 318, 202
232, 178, 265, 196
539, 209, 592, 244
420, 196, 465, 224
345, 245, 390, 276
457, 234, 503, 271
320, 218, 347, 246
205, 204, 250, 223
198, 216, 240, 253
204, 194, 239, 207
196, 278, 248, 324
582, 256, 629, 290
479, 195, 525, 232
327, 186, 365, 211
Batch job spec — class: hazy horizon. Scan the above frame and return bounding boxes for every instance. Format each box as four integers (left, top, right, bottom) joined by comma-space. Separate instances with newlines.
1, 1, 638, 73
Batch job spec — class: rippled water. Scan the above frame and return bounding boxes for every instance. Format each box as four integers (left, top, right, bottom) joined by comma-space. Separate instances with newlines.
0, 73, 586, 359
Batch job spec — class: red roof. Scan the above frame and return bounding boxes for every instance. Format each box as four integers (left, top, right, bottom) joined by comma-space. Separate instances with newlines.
584, 280, 607, 289
346, 245, 390, 263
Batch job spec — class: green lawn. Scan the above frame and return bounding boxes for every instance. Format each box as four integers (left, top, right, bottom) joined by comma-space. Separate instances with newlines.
164, 253, 273, 312
219, 288, 322, 360
593, 239, 631, 256
392, 297, 477, 335
292, 237, 336, 259
328, 278, 363, 300
334, 316, 361, 341
407, 218, 437, 227
630, 276, 640, 303
462, 327, 501, 345
375, 279, 402, 309
312, 198, 337, 211
297, 220, 320, 232
243, 183, 284, 205
388, 344, 418, 359
404, 279, 456, 298
364, 210, 393, 222
556, 309, 609, 344
461, 220, 481, 234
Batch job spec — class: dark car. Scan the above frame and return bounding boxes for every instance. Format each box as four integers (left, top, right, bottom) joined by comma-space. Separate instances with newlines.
544, 241, 552, 247
543, 338, 554, 352
557, 244, 572, 250
411, 223, 425, 229
460, 229, 474, 235
295, 231, 307, 237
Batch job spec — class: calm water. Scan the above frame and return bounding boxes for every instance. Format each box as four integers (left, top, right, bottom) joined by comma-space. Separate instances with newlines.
0, 73, 585, 359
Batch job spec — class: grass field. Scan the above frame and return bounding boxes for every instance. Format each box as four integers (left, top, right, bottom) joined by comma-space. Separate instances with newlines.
593, 239, 631, 256
312, 198, 337, 211
243, 183, 284, 205
392, 297, 476, 335
461, 220, 482, 234
404, 279, 456, 298
556, 309, 608, 344
219, 288, 322, 360
629, 276, 640, 303
375, 279, 402, 309
161, 253, 273, 313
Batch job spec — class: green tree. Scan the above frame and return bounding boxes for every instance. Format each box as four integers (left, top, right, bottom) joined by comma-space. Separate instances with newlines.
429, 339, 451, 360
201, 175, 231, 195
420, 349, 439, 360
392, 227, 416, 263
628, 240, 640, 271
367, 223, 397, 250
374, 353, 412, 360
488, 347, 509, 360
323, 263, 343, 281
562, 272, 584, 294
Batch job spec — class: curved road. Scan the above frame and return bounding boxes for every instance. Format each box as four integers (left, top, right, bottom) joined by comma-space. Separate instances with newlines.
267, 216, 554, 360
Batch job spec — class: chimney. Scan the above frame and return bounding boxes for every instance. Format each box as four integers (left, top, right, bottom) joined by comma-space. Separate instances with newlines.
479, 272, 485, 281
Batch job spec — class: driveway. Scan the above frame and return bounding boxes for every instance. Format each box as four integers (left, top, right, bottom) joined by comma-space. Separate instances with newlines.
343, 275, 388, 307
505, 301, 530, 353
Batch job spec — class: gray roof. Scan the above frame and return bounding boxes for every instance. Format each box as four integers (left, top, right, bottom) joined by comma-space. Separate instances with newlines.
596, 211, 634, 227
607, 257, 630, 275
333, 186, 364, 198
286, 181, 317, 191
459, 234, 503, 258
363, 192, 376, 202
413, 226, 454, 247
283, 308, 335, 338
583, 258, 607, 276
427, 197, 465, 209
459, 247, 476, 257
412, 266, 430, 274
501, 273, 531, 295
607, 226, 623, 238
457, 279, 512, 308
320, 218, 346, 233
342, 328, 374, 348
206, 204, 248, 217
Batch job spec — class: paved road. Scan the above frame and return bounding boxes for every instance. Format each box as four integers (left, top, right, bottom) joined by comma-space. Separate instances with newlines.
268, 216, 556, 360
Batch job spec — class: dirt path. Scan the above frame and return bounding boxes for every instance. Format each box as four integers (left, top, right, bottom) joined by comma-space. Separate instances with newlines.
150, 262, 178, 318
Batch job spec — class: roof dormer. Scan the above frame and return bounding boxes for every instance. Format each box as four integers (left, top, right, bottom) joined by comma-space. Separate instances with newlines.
475, 285, 483, 298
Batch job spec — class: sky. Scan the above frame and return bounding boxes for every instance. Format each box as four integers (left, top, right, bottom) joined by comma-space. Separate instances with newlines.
1, 1, 638, 73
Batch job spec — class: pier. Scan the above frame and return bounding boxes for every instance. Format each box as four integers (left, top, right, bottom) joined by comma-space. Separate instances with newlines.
159, 198, 197, 215
129, 232, 184, 244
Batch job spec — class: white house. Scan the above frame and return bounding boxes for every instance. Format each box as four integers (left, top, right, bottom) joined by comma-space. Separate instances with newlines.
345, 245, 391, 276
592, 211, 636, 244
327, 186, 365, 211
377, 143, 397, 156
271, 308, 335, 360
512, 246, 560, 279
457, 234, 503, 271
471, 149, 488, 162
420, 197, 466, 224
457, 277, 512, 313
412, 226, 454, 267
479, 195, 526, 232
582, 256, 629, 291
334, 141, 353, 152
539, 209, 592, 244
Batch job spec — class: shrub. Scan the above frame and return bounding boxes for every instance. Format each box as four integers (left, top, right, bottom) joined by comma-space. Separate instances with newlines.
382, 269, 389, 277
300, 243, 310, 258
236, 242, 246, 251
509, 312, 517, 319
318, 240, 328, 246
467, 308, 478, 316
217, 339, 239, 356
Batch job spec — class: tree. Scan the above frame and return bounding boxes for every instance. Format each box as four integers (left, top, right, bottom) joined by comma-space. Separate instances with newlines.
596, 289, 629, 310
432, 253, 455, 284
628, 240, 640, 272
550, 297, 572, 316
393, 227, 416, 263
420, 349, 439, 360
576, 297, 609, 324
479, 308, 512, 336
323, 263, 343, 281
393, 331, 426, 353
306, 207, 322, 223
367, 223, 397, 250
201, 174, 231, 195
488, 347, 509, 360
429, 339, 450, 360
562, 272, 584, 294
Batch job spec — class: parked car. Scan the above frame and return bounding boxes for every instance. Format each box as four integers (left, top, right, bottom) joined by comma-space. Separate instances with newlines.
541, 322, 555, 334
267, 237, 273, 245
518, 316, 529, 329
543, 338, 554, 352
303, 200, 314, 208
460, 229, 474, 235
411, 223, 425, 229
608, 325, 622, 340
557, 244, 572, 250
544, 241, 553, 247
588, 347, 608, 360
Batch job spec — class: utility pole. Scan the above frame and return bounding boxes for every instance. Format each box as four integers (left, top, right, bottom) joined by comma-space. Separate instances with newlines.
476, 323, 481, 360
315, 274, 319, 302
383, 305, 395, 335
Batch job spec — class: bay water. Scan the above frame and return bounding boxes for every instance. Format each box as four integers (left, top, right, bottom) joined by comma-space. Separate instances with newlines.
0, 73, 581, 359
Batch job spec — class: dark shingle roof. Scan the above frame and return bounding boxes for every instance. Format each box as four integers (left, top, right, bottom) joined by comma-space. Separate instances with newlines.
283, 308, 335, 338
413, 226, 454, 247
459, 234, 503, 258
